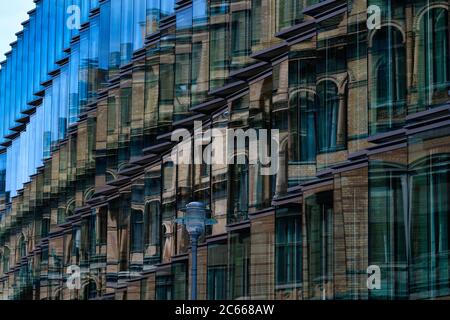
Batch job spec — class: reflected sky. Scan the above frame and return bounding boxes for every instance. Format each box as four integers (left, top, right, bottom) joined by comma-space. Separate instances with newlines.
0, 0, 35, 61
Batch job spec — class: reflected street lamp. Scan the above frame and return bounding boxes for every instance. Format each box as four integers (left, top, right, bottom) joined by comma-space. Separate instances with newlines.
176, 202, 216, 300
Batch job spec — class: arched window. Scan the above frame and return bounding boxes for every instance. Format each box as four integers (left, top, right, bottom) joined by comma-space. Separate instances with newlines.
229, 159, 249, 224
418, 8, 450, 108
3, 247, 10, 274
18, 236, 27, 260
316, 80, 343, 153
370, 26, 406, 134
289, 91, 317, 163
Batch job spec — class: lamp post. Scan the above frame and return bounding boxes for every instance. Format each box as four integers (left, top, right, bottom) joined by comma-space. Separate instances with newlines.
177, 202, 216, 300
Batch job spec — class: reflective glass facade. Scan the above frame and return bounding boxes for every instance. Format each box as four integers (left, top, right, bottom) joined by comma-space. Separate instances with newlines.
0, 0, 449, 301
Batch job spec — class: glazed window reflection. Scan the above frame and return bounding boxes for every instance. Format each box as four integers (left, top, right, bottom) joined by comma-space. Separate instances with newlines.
370, 26, 406, 134
418, 7, 450, 109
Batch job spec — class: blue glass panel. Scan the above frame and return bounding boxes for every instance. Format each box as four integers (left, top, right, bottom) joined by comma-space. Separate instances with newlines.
27, 12, 36, 102
121, 0, 134, 65
21, 27, 29, 112
109, 0, 122, 75
0, 67, 4, 141
0, 153, 6, 196
81, 0, 90, 24
91, 0, 99, 10
79, 28, 89, 111
69, 42, 80, 125
40, 0, 50, 84
98, 0, 110, 88
51, 78, 60, 148
134, 0, 147, 51
160, 0, 175, 18
48, 0, 57, 72
43, 88, 52, 159
89, 17, 100, 103
35, 103, 44, 168
16, 35, 23, 117
71, 0, 81, 37
193, 0, 208, 25
59, 65, 69, 140
1, 62, 9, 138
5, 54, 13, 134
15, 38, 23, 121
9, 47, 17, 129
55, 0, 65, 61
27, 114, 36, 178
64, 0, 73, 49
34, 1, 42, 94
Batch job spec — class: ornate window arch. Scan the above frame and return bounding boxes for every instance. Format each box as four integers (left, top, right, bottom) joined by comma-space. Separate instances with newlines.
416, 6, 450, 108
369, 25, 406, 134
17, 234, 27, 262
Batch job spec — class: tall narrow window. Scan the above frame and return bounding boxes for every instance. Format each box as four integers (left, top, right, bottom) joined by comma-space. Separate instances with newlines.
290, 91, 317, 163
2, 247, 10, 274
156, 267, 172, 300
316, 81, 342, 154
172, 261, 188, 300
418, 8, 450, 108
121, 0, 134, 66
370, 27, 406, 134
228, 231, 251, 299
276, 204, 302, 296
131, 210, 144, 253
144, 167, 162, 264
410, 153, 450, 298
174, 6, 193, 121
277, 0, 302, 31
209, 0, 229, 89
229, 162, 249, 224
131, 178, 145, 254
369, 161, 408, 299
231, 10, 251, 69
144, 201, 160, 261
146, 0, 161, 34
97, 207, 108, 247
207, 242, 227, 300
306, 191, 333, 300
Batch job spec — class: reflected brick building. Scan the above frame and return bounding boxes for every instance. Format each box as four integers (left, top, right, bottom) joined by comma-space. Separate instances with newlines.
0, 0, 449, 300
